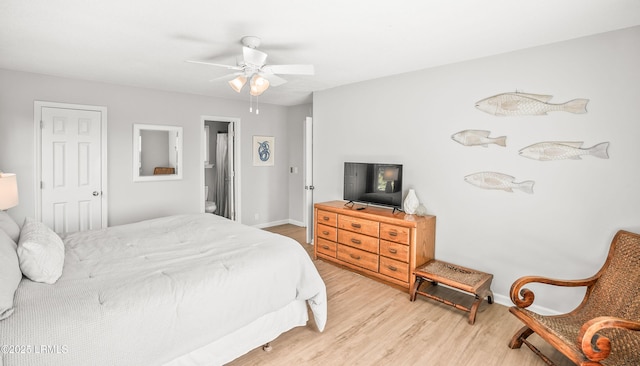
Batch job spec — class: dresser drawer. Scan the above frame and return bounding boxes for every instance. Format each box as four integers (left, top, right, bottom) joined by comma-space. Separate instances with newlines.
380, 240, 409, 262
316, 210, 337, 227
380, 223, 410, 244
338, 230, 379, 254
338, 215, 379, 237
337, 245, 378, 272
316, 238, 337, 257
317, 224, 337, 241
379, 256, 409, 282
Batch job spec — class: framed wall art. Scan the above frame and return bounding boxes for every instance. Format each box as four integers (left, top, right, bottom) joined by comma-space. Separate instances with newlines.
253, 135, 275, 166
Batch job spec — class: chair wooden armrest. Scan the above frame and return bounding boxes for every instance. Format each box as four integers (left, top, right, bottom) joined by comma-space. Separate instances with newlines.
578, 316, 640, 362
509, 275, 598, 308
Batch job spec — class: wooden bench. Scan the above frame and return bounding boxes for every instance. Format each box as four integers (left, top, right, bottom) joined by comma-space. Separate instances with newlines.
410, 259, 494, 325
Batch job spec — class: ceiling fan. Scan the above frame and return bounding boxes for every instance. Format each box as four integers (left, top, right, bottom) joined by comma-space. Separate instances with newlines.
186, 36, 314, 97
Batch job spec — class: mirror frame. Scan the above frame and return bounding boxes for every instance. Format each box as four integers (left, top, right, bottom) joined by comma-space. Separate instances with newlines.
132, 124, 183, 182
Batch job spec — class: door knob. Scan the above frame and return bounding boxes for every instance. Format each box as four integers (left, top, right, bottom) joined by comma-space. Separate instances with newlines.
92, 191, 100, 196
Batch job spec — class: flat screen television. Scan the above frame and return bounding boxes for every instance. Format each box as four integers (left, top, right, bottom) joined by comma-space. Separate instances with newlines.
343, 162, 403, 209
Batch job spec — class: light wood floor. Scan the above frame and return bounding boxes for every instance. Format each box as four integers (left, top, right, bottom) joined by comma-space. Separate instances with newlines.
228, 224, 574, 366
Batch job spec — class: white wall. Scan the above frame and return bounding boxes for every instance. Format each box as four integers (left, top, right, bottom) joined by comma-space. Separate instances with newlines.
0, 69, 296, 227
241, 107, 291, 227
313, 26, 640, 313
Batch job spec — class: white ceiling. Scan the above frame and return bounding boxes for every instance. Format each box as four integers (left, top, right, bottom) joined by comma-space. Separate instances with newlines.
2, 0, 639, 106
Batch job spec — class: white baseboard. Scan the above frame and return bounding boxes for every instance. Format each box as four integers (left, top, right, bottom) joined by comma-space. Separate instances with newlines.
287, 219, 305, 227
253, 219, 306, 229
492, 293, 561, 316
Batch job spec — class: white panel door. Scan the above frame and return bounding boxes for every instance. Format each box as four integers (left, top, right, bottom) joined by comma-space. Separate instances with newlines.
41, 107, 103, 234
304, 117, 314, 243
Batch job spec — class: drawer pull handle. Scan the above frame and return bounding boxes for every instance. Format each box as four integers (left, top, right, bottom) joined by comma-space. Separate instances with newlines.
388, 231, 398, 237
350, 254, 361, 260
351, 223, 361, 229
388, 265, 397, 271
388, 248, 398, 254
323, 216, 330, 221
351, 239, 361, 245
322, 231, 330, 235
322, 245, 330, 250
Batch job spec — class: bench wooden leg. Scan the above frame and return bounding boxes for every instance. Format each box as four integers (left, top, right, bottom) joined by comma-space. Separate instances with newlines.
468, 296, 482, 325
410, 276, 424, 301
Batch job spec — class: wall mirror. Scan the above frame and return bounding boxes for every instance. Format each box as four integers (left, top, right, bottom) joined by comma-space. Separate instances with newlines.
133, 124, 183, 182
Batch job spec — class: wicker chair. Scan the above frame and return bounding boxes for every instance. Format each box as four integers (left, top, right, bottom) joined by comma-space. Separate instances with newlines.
508, 230, 640, 366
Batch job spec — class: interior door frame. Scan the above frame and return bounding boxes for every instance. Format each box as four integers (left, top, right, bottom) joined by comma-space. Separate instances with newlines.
34, 101, 108, 227
200, 115, 241, 223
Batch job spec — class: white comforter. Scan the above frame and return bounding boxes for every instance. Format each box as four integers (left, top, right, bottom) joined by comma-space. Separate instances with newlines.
0, 214, 327, 366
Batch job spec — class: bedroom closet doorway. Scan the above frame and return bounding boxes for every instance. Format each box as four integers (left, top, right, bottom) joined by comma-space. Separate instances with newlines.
202, 116, 239, 222
34, 101, 108, 234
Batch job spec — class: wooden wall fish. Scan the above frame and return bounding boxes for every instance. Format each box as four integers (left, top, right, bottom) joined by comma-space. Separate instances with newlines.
464, 172, 534, 194
451, 130, 506, 147
519, 142, 609, 161
475, 92, 589, 116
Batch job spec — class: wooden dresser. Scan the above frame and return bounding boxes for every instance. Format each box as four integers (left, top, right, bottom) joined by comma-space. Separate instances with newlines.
314, 200, 436, 293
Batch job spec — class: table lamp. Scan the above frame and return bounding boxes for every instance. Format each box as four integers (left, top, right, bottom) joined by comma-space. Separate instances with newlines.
0, 173, 19, 210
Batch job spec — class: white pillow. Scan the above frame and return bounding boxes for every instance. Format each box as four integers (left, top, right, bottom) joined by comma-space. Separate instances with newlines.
17, 218, 65, 284
0, 230, 22, 320
0, 210, 20, 244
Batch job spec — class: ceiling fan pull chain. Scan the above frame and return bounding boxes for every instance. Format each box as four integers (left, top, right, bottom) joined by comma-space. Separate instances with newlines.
249, 94, 253, 113
256, 95, 260, 115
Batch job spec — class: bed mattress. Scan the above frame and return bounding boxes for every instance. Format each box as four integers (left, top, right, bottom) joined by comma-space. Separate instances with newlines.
0, 214, 326, 366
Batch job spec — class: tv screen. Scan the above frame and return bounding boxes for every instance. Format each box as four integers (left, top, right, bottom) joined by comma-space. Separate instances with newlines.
343, 162, 403, 208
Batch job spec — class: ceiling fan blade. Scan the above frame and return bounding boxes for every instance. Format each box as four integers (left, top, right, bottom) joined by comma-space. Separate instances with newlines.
262, 64, 314, 75
209, 72, 242, 82
260, 73, 287, 87
185, 60, 242, 70
242, 46, 268, 66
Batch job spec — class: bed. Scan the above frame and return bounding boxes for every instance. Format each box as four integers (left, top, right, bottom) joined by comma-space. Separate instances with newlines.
0, 213, 327, 366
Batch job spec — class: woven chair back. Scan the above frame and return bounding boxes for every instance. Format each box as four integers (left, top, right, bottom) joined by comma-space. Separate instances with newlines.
587, 230, 640, 321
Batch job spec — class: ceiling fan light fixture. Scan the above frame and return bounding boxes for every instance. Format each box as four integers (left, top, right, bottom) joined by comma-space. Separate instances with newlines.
228, 75, 247, 93
249, 75, 269, 96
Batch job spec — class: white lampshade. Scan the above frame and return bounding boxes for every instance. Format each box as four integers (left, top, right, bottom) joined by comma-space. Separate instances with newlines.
0, 173, 19, 210
228, 75, 247, 93
383, 167, 399, 181
249, 75, 270, 96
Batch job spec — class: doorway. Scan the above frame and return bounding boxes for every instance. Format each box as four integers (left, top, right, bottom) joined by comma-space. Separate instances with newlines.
201, 116, 240, 222
34, 101, 108, 233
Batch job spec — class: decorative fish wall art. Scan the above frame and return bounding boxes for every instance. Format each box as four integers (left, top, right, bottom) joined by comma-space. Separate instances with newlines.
464, 172, 534, 194
475, 92, 589, 116
451, 130, 506, 147
519, 141, 609, 161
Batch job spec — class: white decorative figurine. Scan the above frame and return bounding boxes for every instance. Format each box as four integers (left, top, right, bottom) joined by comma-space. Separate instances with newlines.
404, 189, 419, 214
